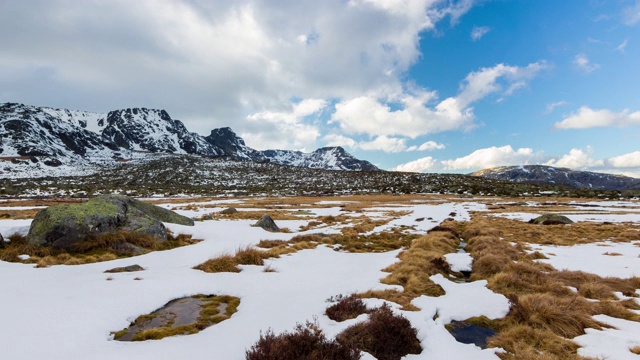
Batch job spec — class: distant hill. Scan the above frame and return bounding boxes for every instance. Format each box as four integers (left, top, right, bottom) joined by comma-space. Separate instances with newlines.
471, 165, 640, 191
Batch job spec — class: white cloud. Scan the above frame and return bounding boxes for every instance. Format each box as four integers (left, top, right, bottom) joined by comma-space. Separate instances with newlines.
323, 133, 444, 153
573, 54, 600, 73
616, 38, 629, 52
441, 145, 536, 170
244, 99, 327, 150
545, 101, 568, 114
0, 0, 477, 147
554, 106, 640, 129
357, 135, 408, 153
545, 147, 604, 169
623, 1, 640, 25
331, 62, 547, 138
393, 156, 437, 172
470, 26, 490, 41
607, 151, 640, 168
323, 133, 359, 149
407, 141, 446, 151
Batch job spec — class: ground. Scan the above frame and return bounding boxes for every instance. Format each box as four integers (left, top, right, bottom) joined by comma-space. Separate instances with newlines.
0, 194, 639, 359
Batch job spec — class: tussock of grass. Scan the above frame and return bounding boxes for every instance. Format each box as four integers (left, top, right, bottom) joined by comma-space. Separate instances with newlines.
355, 223, 460, 310
245, 322, 361, 360
195, 246, 280, 273
194, 254, 241, 273
336, 305, 422, 360
326, 295, 368, 322
488, 325, 582, 360
630, 346, 640, 355
458, 214, 640, 359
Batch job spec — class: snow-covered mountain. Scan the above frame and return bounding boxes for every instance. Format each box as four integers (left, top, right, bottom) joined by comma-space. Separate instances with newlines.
0, 103, 377, 178
471, 165, 640, 191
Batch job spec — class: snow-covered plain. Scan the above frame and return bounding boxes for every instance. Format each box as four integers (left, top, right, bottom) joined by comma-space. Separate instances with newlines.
1, 197, 639, 359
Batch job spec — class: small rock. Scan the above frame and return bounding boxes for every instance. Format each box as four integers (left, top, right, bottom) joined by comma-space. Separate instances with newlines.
252, 214, 280, 232
0, 232, 5, 248
104, 264, 145, 273
220, 207, 238, 215
528, 214, 574, 225
201, 214, 214, 221
43, 158, 62, 167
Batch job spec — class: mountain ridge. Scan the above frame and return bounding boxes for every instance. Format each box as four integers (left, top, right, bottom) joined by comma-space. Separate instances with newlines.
0, 102, 378, 177
471, 165, 640, 191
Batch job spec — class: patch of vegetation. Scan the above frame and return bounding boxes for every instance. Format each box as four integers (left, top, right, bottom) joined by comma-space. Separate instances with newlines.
456, 214, 640, 359
0, 230, 199, 267
356, 222, 460, 310
245, 322, 361, 360
336, 305, 422, 360
194, 246, 275, 273
326, 295, 368, 322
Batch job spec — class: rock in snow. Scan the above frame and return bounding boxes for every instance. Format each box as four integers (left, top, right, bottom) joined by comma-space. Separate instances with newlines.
27, 195, 193, 249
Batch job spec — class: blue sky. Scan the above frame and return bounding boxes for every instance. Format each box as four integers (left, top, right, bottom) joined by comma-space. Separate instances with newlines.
1, 0, 639, 176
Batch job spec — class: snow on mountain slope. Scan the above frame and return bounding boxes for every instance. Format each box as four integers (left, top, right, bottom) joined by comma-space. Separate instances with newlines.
102, 108, 222, 156
41, 107, 107, 133
261, 147, 378, 171
0, 103, 117, 159
0, 102, 379, 178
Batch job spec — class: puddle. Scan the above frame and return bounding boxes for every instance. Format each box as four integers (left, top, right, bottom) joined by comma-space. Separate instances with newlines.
447, 321, 496, 349
113, 295, 239, 341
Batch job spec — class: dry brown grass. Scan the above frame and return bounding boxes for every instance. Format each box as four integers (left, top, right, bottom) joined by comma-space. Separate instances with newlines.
458, 213, 640, 359
355, 224, 461, 310
0, 230, 199, 266
630, 346, 640, 355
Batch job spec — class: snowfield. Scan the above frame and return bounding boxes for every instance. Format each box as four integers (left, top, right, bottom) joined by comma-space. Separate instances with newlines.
1, 196, 639, 359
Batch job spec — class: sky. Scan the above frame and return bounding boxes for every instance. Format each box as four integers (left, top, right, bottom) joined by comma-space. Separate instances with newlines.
1, 0, 640, 176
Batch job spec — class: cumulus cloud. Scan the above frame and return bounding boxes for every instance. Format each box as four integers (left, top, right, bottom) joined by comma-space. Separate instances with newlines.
0, 0, 478, 146
243, 99, 327, 150
407, 141, 446, 151
441, 145, 537, 170
554, 106, 640, 129
330, 61, 547, 138
393, 156, 438, 172
323, 133, 444, 153
545, 147, 604, 169
573, 54, 600, 73
470, 26, 490, 41
607, 151, 640, 168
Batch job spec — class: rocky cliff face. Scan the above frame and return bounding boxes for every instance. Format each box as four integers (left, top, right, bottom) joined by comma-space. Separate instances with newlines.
0, 102, 378, 178
0, 103, 117, 158
102, 108, 222, 156
472, 165, 640, 191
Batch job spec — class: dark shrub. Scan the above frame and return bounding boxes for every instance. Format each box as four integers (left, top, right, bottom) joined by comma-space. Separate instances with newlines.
326, 295, 368, 322
246, 322, 361, 360
337, 305, 421, 360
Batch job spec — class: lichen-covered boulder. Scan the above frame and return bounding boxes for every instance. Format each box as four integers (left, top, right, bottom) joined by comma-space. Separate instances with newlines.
252, 214, 280, 232
528, 214, 574, 225
27, 195, 193, 249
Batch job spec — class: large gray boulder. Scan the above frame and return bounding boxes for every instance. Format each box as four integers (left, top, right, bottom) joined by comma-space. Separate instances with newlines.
27, 195, 193, 249
252, 214, 280, 232
528, 214, 574, 225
